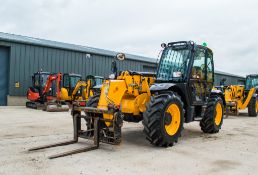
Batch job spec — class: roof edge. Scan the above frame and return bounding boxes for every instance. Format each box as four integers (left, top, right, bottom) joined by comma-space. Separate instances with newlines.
0, 32, 156, 63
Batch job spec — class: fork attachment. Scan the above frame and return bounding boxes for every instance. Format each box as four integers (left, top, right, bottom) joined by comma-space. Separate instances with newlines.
28, 113, 100, 159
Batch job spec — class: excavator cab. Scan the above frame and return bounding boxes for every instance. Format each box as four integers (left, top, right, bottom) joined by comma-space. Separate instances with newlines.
60, 74, 103, 103
86, 75, 104, 88
31, 72, 50, 96
27, 71, 51, 102
84, 75, 104, 99
61, 73, 82, 100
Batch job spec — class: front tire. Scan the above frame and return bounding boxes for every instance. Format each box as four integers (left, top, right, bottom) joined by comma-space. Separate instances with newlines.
200, 96, 224, 133
143, 92, 184, 147
248, 97, 258, 117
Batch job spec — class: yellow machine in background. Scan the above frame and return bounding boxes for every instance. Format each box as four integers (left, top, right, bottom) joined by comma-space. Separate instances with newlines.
61, 80, 86, 101
60, 75, 104, 103
214, 85, 258, 116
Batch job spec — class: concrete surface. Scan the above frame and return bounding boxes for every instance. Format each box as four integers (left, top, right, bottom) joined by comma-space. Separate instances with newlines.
0, 106, 258, 175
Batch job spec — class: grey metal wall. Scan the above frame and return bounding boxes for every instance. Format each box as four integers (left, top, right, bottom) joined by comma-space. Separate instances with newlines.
0, 39, 245, 98
214, 73, 245, 86
0, 41, 157, 96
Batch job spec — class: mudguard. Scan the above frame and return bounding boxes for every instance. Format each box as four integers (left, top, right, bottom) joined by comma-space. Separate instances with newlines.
150, 83, 176, 92
211, 89, 226, 105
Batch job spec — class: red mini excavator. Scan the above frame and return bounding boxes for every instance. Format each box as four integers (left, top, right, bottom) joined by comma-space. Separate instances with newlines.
26, 71, 69, 112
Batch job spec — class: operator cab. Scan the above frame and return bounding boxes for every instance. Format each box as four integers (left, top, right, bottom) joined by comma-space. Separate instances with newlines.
245, 74, 258, 90
63, 73, 82, 95
155, 41, 214, 103
31, 71, 50, 95
86, 75, 104, 93
86, 75, 104, 87
152, 41, 220, 121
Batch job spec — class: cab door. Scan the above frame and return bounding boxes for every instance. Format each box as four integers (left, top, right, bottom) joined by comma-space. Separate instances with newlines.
206, 49, 214, 97
189, 47, 207, 105
63, 74, 72, 95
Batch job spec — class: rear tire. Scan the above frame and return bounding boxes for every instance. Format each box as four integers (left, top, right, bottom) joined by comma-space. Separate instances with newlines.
248, 97, 258, 117
200, 96, 224, 133
142, 92, 184, 147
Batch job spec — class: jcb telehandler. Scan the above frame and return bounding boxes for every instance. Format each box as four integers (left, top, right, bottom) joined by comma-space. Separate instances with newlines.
217, 74, 258, 116
29, 41, 225, 158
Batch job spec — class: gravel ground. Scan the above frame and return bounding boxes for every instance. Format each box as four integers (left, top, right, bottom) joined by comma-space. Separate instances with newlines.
0, 106, 257, 175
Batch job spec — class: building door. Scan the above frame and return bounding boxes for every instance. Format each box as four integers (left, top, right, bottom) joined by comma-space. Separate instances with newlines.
0, 47, 9, 106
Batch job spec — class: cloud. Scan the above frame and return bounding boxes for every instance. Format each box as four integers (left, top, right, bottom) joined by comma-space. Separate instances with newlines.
0, 0, 257, 76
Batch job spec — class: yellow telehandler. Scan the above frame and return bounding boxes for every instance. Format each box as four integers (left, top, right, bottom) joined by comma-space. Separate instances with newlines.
214, 74, 258, 116
29, 41, 225, 158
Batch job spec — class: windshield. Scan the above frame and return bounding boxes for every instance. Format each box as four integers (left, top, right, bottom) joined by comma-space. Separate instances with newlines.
41, 74, 49, 87
95, 78, 103, 86
34, 74, 49, 87
245, 76, 258, 90
70, 76, 81, 88
157, 47, 190, 81
87, 77, 103, 87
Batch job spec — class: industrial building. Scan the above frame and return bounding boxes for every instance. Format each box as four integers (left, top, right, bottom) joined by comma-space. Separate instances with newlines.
0, 32, 244, 106
214, 70, 245, 86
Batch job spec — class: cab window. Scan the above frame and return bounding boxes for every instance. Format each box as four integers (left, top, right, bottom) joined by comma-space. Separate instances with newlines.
191, 48, 205, 80
63, 75, 70, 87
70, 76, 81, 88
207, 51, 213, 83
34, 74, 40, 87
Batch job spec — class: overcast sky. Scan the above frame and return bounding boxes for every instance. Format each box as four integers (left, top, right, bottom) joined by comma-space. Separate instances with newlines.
0, 0, 257, 76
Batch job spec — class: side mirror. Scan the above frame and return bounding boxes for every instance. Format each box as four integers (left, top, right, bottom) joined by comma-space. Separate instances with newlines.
161, 43, 166, 48
116, 53, 125, 61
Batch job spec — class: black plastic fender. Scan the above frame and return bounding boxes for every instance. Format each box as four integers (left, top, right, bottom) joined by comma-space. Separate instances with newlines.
211, 89, 226, 105
150, 83, 177, 92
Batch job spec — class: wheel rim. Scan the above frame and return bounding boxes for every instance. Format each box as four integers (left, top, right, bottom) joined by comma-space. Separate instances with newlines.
165, 104, 181, 136
215, 102, 223, 126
